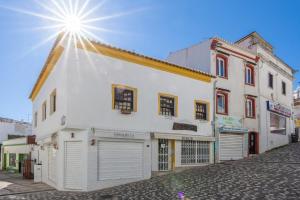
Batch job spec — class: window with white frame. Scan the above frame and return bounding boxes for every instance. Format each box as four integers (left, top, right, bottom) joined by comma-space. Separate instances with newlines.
246, 97, 255, 118
217, 57, 226, 77
181, 140, 210, 164
245, 65, 254, 85
216, 92, 228, 114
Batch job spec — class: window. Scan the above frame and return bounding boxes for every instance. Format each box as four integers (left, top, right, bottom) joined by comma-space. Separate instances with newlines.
34, 112, 38, 128
9, 153, 16, 167
195, 101, 209, 120
181, 140, 210, 164
216, 92, 228, 115
42, 101, 47, 121
50, 89, 56, 114
268, 73, 273, 88
245, 65, 254, 85
159, 93, 178, 117
282, 81, 286, 95
270, 112, 286, 135
112, 84, 137, 112
245, 97, 255, 118
216, 55, 228, 78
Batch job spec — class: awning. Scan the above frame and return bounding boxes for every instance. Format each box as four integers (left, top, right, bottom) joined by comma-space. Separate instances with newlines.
219, 127, 248, 133
152, 132, 215, 141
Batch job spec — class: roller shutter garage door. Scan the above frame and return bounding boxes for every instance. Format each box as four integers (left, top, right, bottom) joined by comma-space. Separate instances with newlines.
98, 141, 144, 181
219, 134, 243, 160
64, 141, 83, 190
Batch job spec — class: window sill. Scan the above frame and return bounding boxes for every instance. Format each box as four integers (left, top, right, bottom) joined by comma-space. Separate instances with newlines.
217, 75, 228, 80
246, 116, 256, 119
245, 83, 255, 87
216, 112, 228, 116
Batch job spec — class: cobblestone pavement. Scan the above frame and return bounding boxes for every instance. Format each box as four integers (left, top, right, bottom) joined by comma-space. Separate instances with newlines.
2, 143, 300, 200
0, 172, 54, 196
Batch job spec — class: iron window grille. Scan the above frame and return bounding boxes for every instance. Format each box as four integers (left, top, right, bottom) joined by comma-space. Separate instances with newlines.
196, 103, 207, 120
160, 96, 175, 116
181, 140, 210, 164
114, 88, 134, 111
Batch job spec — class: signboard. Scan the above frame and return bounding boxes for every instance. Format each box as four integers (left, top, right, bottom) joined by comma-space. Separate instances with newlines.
267, 101, 291, 117
173, 122, 197, 132
295, 119, 300, 128
217, 116, 242, 128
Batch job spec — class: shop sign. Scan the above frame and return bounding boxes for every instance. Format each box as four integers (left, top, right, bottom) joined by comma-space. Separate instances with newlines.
173, 122, 197, 132
295, 119, 300, 128
217, 116, 242, 128
113, 132, 135, 138
267, 101, 291, 117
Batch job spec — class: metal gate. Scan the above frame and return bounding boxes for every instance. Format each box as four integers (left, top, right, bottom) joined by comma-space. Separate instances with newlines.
158, 139, 169, 171
181, 140, 210, 164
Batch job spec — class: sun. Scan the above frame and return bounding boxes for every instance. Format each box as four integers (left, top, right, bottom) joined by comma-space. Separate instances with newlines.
63, 14, 82, 34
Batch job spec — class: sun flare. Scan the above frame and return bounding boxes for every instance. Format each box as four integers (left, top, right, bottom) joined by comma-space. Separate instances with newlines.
0, 0, 147, 57
63, 14, 82, 34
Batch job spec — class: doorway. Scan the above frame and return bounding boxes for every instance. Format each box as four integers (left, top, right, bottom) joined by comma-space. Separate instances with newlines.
249, 132, 259, 154
158, 139, 169, 171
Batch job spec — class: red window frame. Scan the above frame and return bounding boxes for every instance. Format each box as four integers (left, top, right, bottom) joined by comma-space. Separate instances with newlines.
245, 64, 255, 86
216, 91, 228, 115
216, 54, 228, 79
245, 97, 256, 119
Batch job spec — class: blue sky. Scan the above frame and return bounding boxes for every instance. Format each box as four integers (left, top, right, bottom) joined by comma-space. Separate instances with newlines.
0, 0, 299, 121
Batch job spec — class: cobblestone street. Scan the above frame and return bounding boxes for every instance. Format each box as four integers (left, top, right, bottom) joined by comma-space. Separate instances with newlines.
2, 143, 300, 200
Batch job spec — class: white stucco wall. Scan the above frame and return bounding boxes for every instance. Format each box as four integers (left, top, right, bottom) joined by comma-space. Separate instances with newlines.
167, 39, 211, 73
32, 49, 68, 141
64, 47, 214, 137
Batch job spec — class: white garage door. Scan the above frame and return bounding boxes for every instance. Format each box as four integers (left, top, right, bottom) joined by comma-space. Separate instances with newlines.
64, 141, 83, 190
220, 134, 243, 160
98, 141, 144, 181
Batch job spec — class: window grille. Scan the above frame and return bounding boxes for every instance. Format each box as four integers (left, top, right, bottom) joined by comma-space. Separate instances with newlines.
158, 139, 169, 171
114, 88, 134, 111
196, 103, 207, 120
181, 140, 210, 164
160, 96, 175, 116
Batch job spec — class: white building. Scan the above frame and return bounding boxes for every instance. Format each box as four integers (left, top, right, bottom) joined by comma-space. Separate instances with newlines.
0, 117, 32, 168
236, 32, 295, 152
167, 37, 259, 161
1, 136, 35, 174
0, 117, 32, 144
168, 32, 295, 156
30, 35, 215, 191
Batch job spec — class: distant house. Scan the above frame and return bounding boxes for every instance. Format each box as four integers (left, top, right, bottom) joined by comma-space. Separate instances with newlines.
0, 117, 32, 168
1, 136, 36, 173
0, 117, 32, 144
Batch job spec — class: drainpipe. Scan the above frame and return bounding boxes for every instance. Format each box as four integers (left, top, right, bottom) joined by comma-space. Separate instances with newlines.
212, 79, 217, 164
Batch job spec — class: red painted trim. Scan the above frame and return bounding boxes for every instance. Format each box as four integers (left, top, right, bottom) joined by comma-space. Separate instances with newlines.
216, 54, 228, 79
216, 91, 228, 115
245, 64, 255, 87
211, 39, 258, 62
218, 45, 257, 62
245, 96, 256, 119
211, 39, 218, 50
